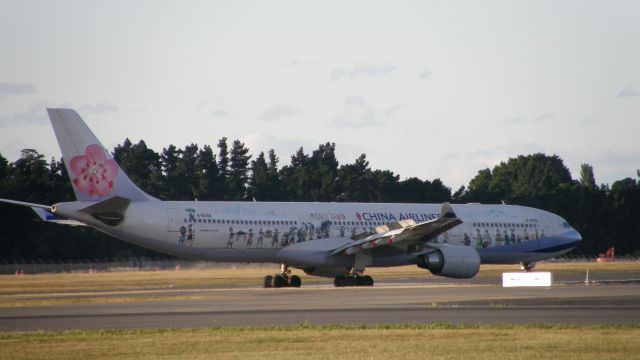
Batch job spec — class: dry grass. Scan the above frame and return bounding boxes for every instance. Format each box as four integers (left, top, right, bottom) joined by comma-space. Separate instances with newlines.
0, 324, 638, 360
0, 261, 637, 296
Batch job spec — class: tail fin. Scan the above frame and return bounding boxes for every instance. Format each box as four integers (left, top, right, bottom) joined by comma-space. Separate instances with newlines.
47, 109, 156, 202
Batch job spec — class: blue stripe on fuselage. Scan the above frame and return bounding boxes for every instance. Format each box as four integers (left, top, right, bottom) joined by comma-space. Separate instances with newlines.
477, 230, 581, 263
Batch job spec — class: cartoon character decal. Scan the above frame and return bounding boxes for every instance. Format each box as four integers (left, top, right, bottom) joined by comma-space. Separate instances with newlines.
256, 228, 264, 247
475, 229, 483, 249
178, 225, 187, 245
177, 209, 196, 247
226, 227, 234, 248
69, 144, 119, 197
463, 233, 471, 246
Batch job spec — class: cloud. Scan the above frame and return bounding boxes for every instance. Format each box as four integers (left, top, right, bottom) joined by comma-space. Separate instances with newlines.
0, 101, 115, 127
618, 84, 639, 97
531, 112, 554, 122
196, 99, 208, 111
212, 109, 228, 117
260, 104, 298, 122
78, 102, 118, 115
381, 104, 402, 119
579, 117, 599, 126
0, 82, 36, 96
283, 60, 319, 68
419, 68, 432, 79
332, 96, 384, 128
0, 101, 70, 127
331, 62, 397, 81
0, 138, 28, 161
507, 112, 554, 124
562, 146, 640, 186
466, 142, 547, 162
441, 152, 461, 161
242, 132, 317, 160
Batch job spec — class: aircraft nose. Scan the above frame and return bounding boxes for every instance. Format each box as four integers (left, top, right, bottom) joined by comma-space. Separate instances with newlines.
564, 229, 582, 243
576, 230, 583, 242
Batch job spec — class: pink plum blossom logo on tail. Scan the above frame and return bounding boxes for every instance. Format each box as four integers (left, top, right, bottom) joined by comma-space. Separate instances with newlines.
69, 144, 119, 197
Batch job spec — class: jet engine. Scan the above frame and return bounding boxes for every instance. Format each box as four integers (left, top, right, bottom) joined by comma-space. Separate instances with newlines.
302, 267, 351, 278
416, 244, 480, 279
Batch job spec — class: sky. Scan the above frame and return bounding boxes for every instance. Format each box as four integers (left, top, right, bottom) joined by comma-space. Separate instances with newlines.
1, 0, 639, 189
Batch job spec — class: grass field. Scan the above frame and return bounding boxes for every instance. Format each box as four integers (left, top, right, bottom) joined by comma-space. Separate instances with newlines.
1, 265, 639, 359
1, 324, 639, 360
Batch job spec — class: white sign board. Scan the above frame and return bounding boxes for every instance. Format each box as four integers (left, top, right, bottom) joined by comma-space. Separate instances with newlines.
502, 272, 553, 287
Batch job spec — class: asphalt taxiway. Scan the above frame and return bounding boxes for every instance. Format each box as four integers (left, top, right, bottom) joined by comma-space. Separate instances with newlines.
1, 275, 640, 331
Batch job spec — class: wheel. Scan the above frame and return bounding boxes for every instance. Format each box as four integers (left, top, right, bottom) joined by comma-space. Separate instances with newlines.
273, 274, 288, 288
263, 275, 273, 288
344, 276, 358, 287
289, 275, 302, 287
361, 275, 374, 286
520, 262, 536, 272
334, 275, 346, 287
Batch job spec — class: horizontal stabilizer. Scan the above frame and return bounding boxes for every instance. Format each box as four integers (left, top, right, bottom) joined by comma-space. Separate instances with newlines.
0, 198, 51, 210
31, 207, 86, 226
79, 196, 131, 226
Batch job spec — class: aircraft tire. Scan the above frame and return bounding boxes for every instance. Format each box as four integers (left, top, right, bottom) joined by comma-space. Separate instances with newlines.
273, 274, 288, 288
289, 275, 302, 287
263, 275, 273, 288
334, 275, 346, 287
361, 275, 374, 286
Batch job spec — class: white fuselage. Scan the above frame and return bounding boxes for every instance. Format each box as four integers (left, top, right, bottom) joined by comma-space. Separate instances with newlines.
58, 201, 581, 268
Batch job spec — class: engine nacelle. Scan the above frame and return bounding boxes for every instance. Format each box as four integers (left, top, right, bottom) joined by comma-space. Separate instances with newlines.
416, 244, 480, 279
302, 267, 350, 278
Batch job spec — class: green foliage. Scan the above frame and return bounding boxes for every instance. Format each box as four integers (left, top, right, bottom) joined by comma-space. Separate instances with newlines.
1, 142, 639, 260
227, 140, 251, 200
462, 154, 640, 255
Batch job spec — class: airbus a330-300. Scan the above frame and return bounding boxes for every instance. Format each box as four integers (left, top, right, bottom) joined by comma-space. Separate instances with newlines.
0, 109, 582, 287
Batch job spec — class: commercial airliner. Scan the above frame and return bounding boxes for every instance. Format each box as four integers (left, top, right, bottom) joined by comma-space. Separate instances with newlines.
0, 109, 582, 287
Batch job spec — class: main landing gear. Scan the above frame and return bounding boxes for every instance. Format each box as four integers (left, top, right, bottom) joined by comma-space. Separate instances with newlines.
333, 269, 374, 287
263, 264, 302, 288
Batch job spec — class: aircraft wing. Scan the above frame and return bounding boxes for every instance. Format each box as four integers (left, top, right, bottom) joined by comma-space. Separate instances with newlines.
330, 203, 462, 256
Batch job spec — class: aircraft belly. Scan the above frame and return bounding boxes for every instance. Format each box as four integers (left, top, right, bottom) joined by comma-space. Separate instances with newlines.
477, 230, 580, 264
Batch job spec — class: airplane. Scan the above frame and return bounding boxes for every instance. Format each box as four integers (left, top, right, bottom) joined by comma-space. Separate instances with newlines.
0, 109, 582, 287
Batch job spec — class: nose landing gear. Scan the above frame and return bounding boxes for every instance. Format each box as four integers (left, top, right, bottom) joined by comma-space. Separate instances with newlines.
520, 261, 536, 272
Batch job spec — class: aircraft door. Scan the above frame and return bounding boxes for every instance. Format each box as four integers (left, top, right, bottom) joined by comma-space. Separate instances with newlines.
166, 208, 181, 232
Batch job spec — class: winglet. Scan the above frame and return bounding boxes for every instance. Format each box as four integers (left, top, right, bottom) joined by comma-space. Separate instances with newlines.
440, 202, 457, 219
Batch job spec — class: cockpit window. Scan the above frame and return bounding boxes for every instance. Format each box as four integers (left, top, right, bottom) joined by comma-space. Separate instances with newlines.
562, 222, 571, 229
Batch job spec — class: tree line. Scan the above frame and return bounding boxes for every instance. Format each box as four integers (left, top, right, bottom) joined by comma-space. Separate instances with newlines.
0, 138, 638, 261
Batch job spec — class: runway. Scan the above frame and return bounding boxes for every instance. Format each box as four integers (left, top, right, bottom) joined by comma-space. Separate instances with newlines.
2, 280, 640, 331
